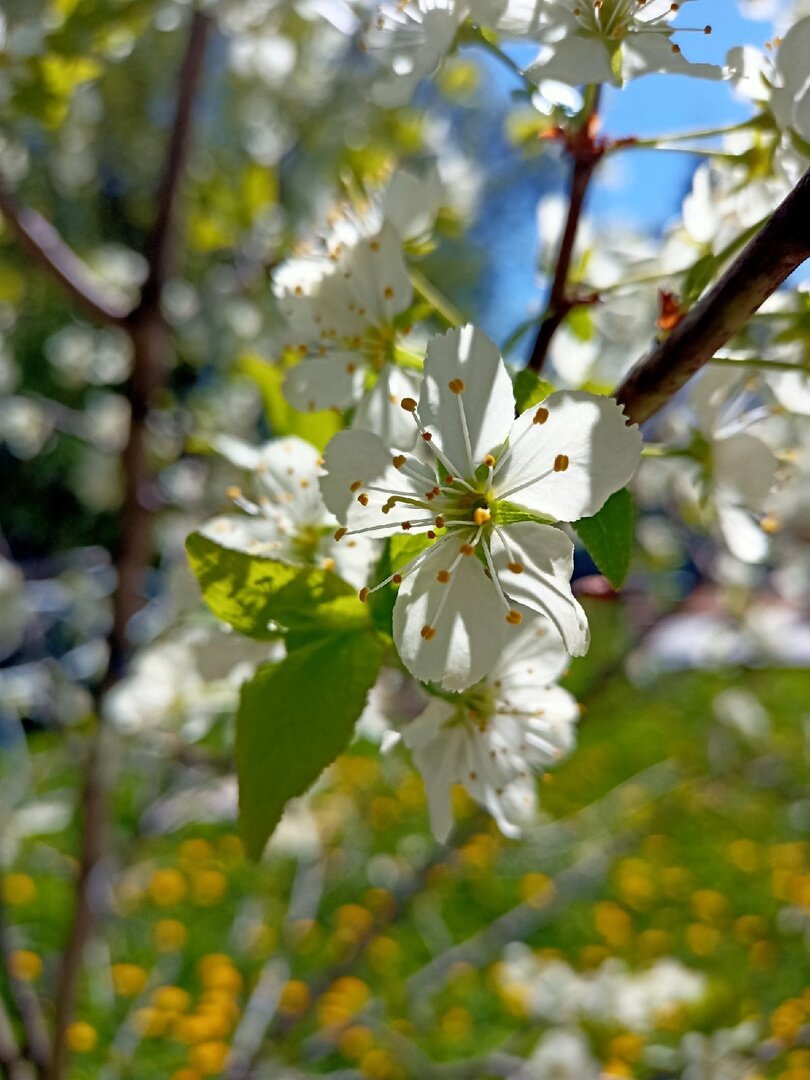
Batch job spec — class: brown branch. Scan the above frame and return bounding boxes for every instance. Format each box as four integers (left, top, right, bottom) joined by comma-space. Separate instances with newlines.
44, 14, 212, 1080
527, 91, 603, 374
0, 186, 131, 327
616, 166, 810, 425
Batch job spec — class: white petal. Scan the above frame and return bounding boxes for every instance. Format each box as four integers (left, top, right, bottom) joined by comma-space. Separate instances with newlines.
198, 514, 290, 559
342, 222, 412, 326
319, 429, 423, 533
490, 522, 589, 655
256, 436, 328, 527
621, 33, 723, 83
211, 435, 262, 471
418, 325, 515, 478
351, 363, 420, 450
712, 433, 777, 509
526, 36, 616, 87
494, 392, 642, 522
716, 502, 770, 564
380, 168, 442, 243
330, 533, 378, 589
283, 356, 365, 412
393, 537, 508, 691
489, 611, 570, 687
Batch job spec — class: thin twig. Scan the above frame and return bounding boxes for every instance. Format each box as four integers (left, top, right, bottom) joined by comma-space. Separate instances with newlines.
527, 89, 603, 373
615, 167, 810, 425
0, 186, 131, 327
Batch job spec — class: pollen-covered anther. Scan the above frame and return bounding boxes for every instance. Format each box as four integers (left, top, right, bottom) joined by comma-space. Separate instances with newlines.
359, 587, 370, 603
533, 407, 549, 425
225, 485, 242, 500
436, 569, 451, 583
334, 527, 347, 541
553, 454, 570, 472
444, 475, 455, 485
460, 543, 475, 556
401, 521, 412, 530
761, 515, 780, 534
421, 431, 433, 442
448, 378, 465, 394
392, 455, 406, 469
357, 493, 370, 506
392, 573, 402, 584
421, 624, 437, 640
383, 286, 394, 299
473, 508, 491, 525
401, 397, 417, 413
506, 610, 523, 625
434, 515, 446, 528
350, 480, 363, 491
483, 454, 496, 468
507, 561, 525, 574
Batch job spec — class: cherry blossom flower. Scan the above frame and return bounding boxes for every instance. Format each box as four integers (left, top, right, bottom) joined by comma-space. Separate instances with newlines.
320, 324, 642, 689
201, 435, 375, 588
522, 0, 724, 87
275, 223, 420, 449
394, 613, 579, 840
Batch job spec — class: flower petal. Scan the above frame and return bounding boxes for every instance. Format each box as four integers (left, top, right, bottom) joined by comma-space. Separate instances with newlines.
494, 391, 642, 522
351, 363, 420, 450
284, 355, 365, 412
712, 433, 777, 510
393, 536, 507, 691
255, 436, 329, 527
489, 611, 570, 688
418, 325, 515, 478
490, 522, 589, 656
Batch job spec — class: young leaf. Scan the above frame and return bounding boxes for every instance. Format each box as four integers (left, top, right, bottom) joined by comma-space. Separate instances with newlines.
572, 488, 635, 589
513, 369, 555, 413
186, 532, 366, 639
237, 630, 385, 857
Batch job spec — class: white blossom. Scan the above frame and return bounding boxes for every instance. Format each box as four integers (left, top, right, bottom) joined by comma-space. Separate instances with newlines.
522, 0, 724, 87
397, 613, 579, 840
203, 435, 376, 589
320, 325, 641, 690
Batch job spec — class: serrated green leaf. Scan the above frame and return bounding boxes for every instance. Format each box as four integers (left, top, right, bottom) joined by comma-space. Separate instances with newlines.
237, 631, 385, 857
186, 532, 366, 639
572, 488, 635, 589
238, 353, 341, 451
513, 370, 555, 413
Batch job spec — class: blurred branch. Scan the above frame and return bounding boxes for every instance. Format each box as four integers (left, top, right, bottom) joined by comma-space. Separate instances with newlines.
0, 995, 30, 1080
45, 14, 212, 1080
615, 166, 810, 425
0, 899, 51, 1076
0, 186, 131, 327
527, 88, 602, 374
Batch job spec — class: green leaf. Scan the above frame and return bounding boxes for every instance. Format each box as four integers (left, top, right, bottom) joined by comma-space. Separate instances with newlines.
567, 305, 594, 343
513, 370, 555, 413
238, 353, 341, 451
682, 254, 718, 306
572, 488, 635, 589
237, 631, 385, 857
186, 532, 367, 639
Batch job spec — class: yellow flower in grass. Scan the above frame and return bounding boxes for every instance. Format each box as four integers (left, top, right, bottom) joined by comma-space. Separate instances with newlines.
189, 1040, 230, 1075
112, 963, 148, 997
152, 985, 191, 1013
9, 950, 42, 981
154, 918, 188, 952
2, 874, 36, 906
67, 1022, 98, 1053
148, 868, 187, 907
278, 979, 311, 1017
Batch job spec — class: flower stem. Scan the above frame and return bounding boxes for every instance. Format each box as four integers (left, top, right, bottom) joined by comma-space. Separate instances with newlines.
409, 267, 466, 328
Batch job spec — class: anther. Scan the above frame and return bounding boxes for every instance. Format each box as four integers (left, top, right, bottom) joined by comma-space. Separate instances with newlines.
473, 508, 491, 525
420, 624, 437, 640
357, 493, 369, 506
392, 573, 403, 584
226, 485, 242, 500
427, 530, 436, 539
448, 378, 465, 394
444, 475, 455, 484
460, 543, 475, 556
434, 515, 445, 528
507, 562, 525, 574
436, 570, 451, 583
383, 286, 394, 299
553, 454, 569, 472
506, 610, 523, 625
392, 455, 406, 469
421, 432, 433, 442
359, 587, 370, 602
483, 454, 496, 468
334, 527, 347, 541
350, 480, 363, 491
401, 521, 412, 530
533, 407, 549, 425
401, 397, 417, 412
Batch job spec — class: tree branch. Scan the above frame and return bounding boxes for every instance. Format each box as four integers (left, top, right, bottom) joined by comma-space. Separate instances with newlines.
0, 899, 51, 1076
527, 90, 603, 373
44, 14, 212, 1080
0, 186, 131, 327
616, 166, 810, 425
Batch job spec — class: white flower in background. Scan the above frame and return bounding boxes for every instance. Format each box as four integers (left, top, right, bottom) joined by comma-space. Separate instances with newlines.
276, 222, 421, 449
321, 166, 445, 251
521, 1030, 600, 1080
394, 613, 579, 840
688, 369, 779, 563
522, 0, 724, 87
767, 16, 810, 146
320, 325, 641, 690
202, 435, 376, 589
365, 0, 505, 107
